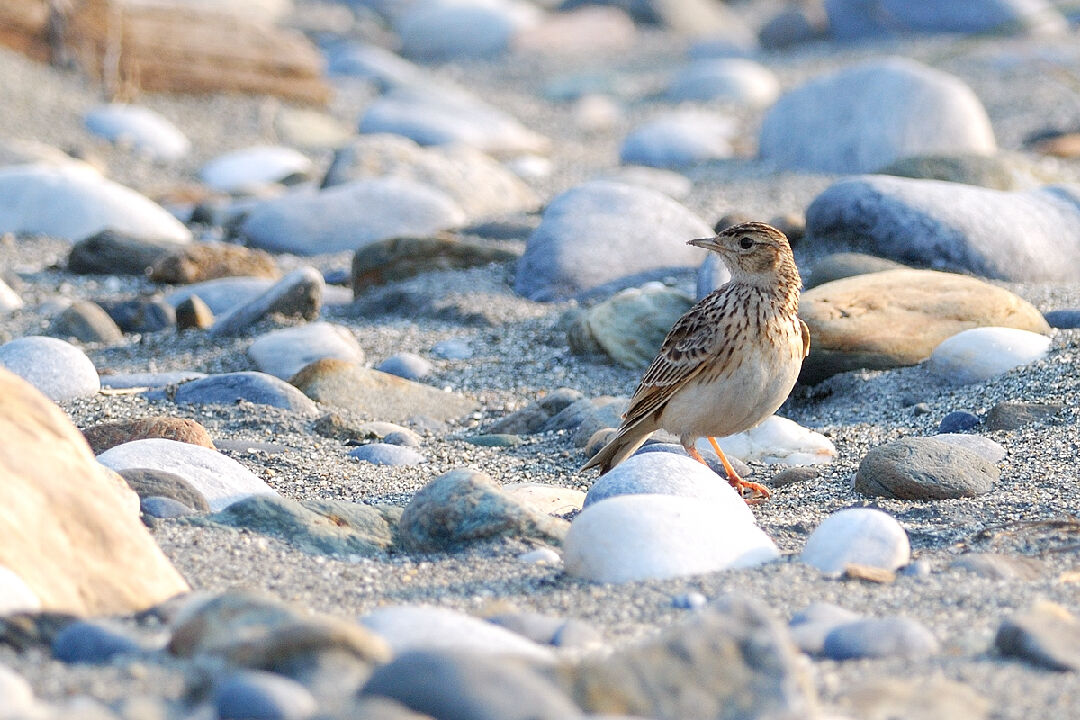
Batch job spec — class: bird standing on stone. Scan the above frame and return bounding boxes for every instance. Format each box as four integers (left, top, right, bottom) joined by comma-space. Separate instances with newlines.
581, 221, 810, 503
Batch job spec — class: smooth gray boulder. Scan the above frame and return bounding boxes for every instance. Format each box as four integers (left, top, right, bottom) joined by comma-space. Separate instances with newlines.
824, 0, 1066, 39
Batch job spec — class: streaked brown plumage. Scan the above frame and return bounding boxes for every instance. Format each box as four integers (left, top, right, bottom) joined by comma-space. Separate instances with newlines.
580, 221, 809, 502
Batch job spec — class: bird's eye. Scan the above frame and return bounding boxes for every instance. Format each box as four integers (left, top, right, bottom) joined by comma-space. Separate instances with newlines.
738, 237, 754, 249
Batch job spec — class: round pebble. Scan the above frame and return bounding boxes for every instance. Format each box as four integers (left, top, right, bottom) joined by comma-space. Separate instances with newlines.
348, 443, 426, 466
800, 508, 911, 574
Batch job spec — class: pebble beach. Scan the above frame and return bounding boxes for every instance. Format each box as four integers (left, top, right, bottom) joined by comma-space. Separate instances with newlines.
4, 0, 1080, 718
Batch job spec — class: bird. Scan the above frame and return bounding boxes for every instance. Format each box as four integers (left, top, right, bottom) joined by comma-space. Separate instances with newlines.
580, 221, 810, 503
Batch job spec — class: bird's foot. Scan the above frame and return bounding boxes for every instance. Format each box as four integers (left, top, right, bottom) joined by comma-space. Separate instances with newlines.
731, 478, 771, 505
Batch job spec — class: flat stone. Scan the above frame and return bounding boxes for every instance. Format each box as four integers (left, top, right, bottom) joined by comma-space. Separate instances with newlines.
0, 369, 188, 615
82, 417, 214, 455
567, 283, 693, 368
248, 322, 365, 380
564, 493, 778, 583
210, 267, 324, 337
825, 0, 1066, 38
984, 401, 1062, 431
199, 146, 313, 194
99, 371, 206, 389
798, 269, 1050, 384
351, 234, 520, 290
173, 372, 319, 415
996, 601, 1080, 670
823, 616, 939, 660
801, 508, 911, 574
120, 468, 211, 513
150, 243, 279, 284
805, 175, 1080, 281
375, 353, 433, 381
165, 277, 276, 316
398, 468, 568, 552
856, 437, 998, 499
241, 178, 465, 256
0, 336, 100, 402
0, 164, 191, 242
84, 104, 190, 161
514, 181, 712, 301
619, 111, 735, 169
928, 327, 1051, 383
290, 359, 477, 425
97, 438, 278, 512
760, 58, 995, 174
67, 230, 181, 275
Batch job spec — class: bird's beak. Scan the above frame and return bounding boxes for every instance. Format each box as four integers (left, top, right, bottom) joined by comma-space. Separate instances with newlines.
687, 236, 720, 251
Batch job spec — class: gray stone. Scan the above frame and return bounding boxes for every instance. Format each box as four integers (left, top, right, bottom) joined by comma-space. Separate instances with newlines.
619, 111, 734, 169
248, 322, 364, 380
241, 179, 465, 256
938, 410, 981, 434
52, 620, 144, 664
201, 495, 394, 556
567, 284, 693, 368
996, 602, 1080, 671
824, 0, 1066, 39
376, 353, 433, 381
210, 267, 324, 337
487, 612, 600, 649
488, 388, 584, 435
359, 85, 549, 156
950, 553, 1043, 580
165, 277, 275, 316
665, 58, 779, 106
856, 437, 998, 500
351, 234, 520, 290
984, 401, 1062, 431
544, 395, 627, 447
566, 599, 816, 719
47, 301, 124, 344
214, 670, 318, 720
97, 298, 175, 333
805, 175, 1080, 281
759, 7, 826, 49
0, 164, 191, 242
398, 468, 568, 552
805, 252, 906, 288
760, 58, 995, 174
349, 443, 425, 466
172, 372, 318, 415
99, 371, 206, 389
119, 468, 211, 512
141, 496, 196, 518
514, 181, 712, 301
0, 336, 100, 401
1044, 309, 1080, 329
323, 135, 539, 221
361, 650, 578, 720
84, 104, 190, 161
67, 230, 180, 275
394, 1, 537, 61
933, 434, 1006, 463
823, 617, 939, 660
788, 602, 862, 656
325, 41, 425, 87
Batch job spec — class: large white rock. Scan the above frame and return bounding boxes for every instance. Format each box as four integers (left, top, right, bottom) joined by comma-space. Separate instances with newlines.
84, 104, 191, 161
800, 508, 911, 574
702, 416, 836, 465
927, 327, 1051, 384
583, 451, 753, 514
564, 493, 779, 583
199, 146, 313, 194
360, 605, 555, 663
97, 438, 278, 512
0, 565, 41, 615
0, 336, 100, 402
248, 322, 365, 379
0, 164, 191, 242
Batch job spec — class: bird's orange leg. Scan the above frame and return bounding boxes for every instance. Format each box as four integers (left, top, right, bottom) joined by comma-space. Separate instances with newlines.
707, 437, 771, 504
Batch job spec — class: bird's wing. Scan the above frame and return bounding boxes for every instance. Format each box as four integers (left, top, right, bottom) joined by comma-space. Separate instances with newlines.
800, 318, 810, 358
621, 299, 719, 428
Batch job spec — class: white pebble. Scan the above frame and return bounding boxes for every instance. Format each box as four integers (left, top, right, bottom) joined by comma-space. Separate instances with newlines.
800, 508, 911, 575
702, 415, 836, 465
928, 327, 1051, 383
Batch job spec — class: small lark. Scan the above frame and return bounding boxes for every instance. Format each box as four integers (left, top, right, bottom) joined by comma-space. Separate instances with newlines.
581, 221, 809, 503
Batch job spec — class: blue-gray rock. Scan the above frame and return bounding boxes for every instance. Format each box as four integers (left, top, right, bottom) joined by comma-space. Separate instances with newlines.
140, 496, 197, 519
361, 650, 580, 720
824, 0, 1066, 39
788, 602, 862, 656
100, 371, 206, 389
120, 468, 211, 512
214, 670, 318, 720
241, 178, 465, 256
984, 401, 1061, 431
996, 602, 1080, 670
47, 301, 124, 344
376, 352, 433, 381
97, 298, 175, 333
0, 164, 191, 242
398, 468, 568, 552
823, 617, 939, 660
488, 388, 584, 435
514, 181, 712, 301
248, 322, 365, 380
0, 336, 100, 401
696, 252, 732, 299
172, 372, 319, 415
938, 410, 980, 434
563, 0, 754, 38
665, 58, 779, 106
349, 443, 425, 466
210, 267, 324, 337
84, 104, 190, 161
395, 1, 538, 61
805, 175, 1080, 281
359, 85, 549, 155
325, 41, 424, 87
671, 591, 708, 610
856, 437, 998, 500
52, 620, 143, 664
758, 6, 827, 49
760, 58, 995, 174
431, 338, 473, 359
199, 146, 313, 194
805, 252, 906, 289
1044, 309, 1080, 328
619, 111, 734, 169
165, 277, 275, 316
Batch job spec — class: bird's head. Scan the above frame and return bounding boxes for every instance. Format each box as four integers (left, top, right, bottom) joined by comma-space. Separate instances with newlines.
687, 221, 799, 288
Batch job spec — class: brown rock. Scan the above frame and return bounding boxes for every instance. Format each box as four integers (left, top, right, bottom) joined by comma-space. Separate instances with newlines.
67, 230, 179, 275
82, 416, 215, 454
799, 269, 1050, 384
352, 234, 520, 292
0, 367, 189, 615
290, 359, 477, 424
175, 295, 214, 330
150, 243, 279, 284
47, 300, 124, 344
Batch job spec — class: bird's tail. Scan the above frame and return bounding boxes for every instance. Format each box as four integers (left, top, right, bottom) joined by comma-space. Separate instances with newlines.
579, 422, 654, 475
